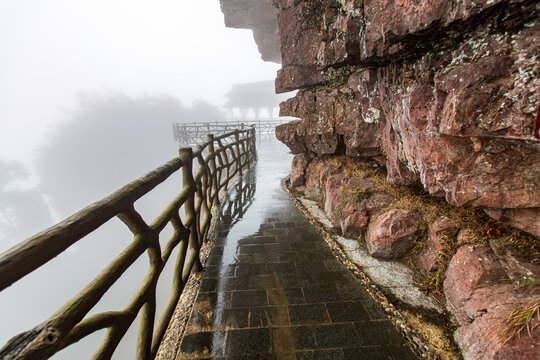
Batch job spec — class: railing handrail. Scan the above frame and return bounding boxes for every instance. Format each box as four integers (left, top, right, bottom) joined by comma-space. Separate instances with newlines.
0, 157, 185, 291
0, 126, 257, 360
173, 120, 286, 129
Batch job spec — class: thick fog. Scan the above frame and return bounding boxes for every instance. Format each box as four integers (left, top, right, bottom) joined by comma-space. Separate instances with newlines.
0, 1, 284, 358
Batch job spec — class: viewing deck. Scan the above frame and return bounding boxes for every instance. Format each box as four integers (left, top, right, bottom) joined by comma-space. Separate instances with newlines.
173, 119, 290, 146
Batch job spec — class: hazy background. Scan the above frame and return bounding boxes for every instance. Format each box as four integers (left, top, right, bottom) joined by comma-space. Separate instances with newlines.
0, 0, 284, 358
0, 0, 281, 242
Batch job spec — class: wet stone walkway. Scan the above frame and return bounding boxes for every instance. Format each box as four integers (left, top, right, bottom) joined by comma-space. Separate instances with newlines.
177, 140, 417, 360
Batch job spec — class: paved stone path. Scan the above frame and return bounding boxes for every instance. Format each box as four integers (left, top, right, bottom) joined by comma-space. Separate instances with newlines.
177, 140, 417, 359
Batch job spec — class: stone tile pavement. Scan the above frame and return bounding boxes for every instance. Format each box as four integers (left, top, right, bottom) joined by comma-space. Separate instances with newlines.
176, 141, 418, 360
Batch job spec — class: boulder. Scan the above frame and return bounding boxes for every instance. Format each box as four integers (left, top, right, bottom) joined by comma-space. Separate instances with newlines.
455, 284, 540, 360
366, 209, 421, 259
363, 193, 396, 215
339, 203, 368, 238
415, 217, 459, 272
305, 186, 323, 202
346, 177, 375, 192
444, 246, 540, 359
290, 153, 310, 187
324, 173, 346, 220
489, 238, 540, 283
444, 245, 507, 324
275, 121, 305, 154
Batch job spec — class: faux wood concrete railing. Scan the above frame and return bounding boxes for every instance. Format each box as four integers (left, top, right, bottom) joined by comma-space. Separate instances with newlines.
0, 127, 256, 360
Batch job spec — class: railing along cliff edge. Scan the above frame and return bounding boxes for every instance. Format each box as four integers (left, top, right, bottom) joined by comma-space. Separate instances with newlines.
0, 127, 257, 360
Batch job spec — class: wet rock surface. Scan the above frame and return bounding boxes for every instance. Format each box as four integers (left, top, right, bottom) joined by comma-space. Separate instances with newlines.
273, 0, 540, 236
366, 209, 421, 260
444, 245, 540, 359
415, 217, 459, 272
290, 153, 310, 187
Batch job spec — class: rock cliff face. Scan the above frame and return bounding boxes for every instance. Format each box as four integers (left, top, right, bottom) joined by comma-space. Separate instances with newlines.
267, 0, 540, 358
274, 0, 540, 237
220, 0, 281, 62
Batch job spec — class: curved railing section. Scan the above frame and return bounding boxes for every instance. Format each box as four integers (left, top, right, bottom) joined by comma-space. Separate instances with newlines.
0, 127, 256, 360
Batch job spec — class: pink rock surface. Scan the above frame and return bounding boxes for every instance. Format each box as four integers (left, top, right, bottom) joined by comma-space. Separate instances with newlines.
340, 203, 368, 238
489, 238, 540, 283
441, 245, 540, 358
366, 209, 421, 259
273, 0, 532, 90
456, 299, 540, 360
444, 245, 506, 324
415, 217, 459, 272
324, 173, 346, 220
363, 193, 395, 215
484, 207, 540, 237
290, 153, 310, 187
277, 19, 540, 236
278, 75, 385, 157
275, 121, 305, 154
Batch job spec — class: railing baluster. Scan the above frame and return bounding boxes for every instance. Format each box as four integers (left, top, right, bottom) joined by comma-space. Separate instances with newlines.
179, 147, 203, 273
234, 129, 242, 177
136, 296, 156, 360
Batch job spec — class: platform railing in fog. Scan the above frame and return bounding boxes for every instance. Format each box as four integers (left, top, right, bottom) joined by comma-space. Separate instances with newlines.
0, 127, 257, 360
173, 119, 286, 146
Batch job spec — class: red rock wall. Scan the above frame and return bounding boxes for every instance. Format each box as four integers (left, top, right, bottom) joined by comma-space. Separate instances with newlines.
272, 1, 540, 358
274, 0, 540, 237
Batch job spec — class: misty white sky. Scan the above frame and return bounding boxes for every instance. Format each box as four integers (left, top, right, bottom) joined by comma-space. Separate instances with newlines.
0, 0, 281, 163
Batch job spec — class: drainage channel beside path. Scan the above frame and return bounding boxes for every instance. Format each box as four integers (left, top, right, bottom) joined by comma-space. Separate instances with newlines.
176, 140, 418, 360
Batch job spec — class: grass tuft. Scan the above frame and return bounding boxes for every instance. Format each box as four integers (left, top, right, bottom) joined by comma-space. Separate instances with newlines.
501, 298, 540, 343
498, 278, 540, 344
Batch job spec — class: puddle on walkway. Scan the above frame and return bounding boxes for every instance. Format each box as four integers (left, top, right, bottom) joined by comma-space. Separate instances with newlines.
177, 139, 418, 359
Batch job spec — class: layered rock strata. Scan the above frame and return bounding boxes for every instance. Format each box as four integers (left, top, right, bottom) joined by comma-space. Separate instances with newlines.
274, 0, 540, 236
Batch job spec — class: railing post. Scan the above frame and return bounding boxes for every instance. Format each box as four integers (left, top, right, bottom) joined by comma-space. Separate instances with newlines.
179, 147, 203, 272
246, 129, 251, 171
234, 129, 242, 177
252, 126, 258, 162
207, 134, 219, 207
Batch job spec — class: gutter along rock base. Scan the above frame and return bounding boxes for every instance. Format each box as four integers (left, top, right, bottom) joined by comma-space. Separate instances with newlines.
282, 178, 454, 360
281, 152, 540, 359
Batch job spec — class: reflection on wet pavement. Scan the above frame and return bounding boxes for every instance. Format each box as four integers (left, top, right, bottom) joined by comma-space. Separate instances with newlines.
177, 140, 418, 359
